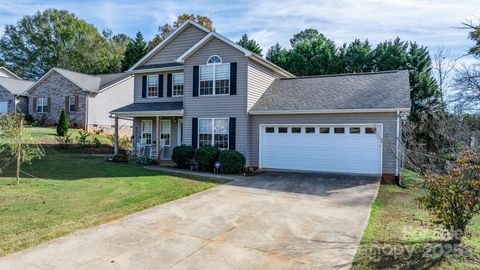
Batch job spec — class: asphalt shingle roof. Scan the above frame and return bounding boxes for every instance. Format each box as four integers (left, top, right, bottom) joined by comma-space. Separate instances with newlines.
111, 102, 183, 113
133, 62, 184, 71
52, 68, 131, 93
251, 70, 411, 112
0, 77, 34, 96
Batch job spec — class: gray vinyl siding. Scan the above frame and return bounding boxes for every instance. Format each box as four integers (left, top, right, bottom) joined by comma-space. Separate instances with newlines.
133, 116, 180, 159
247, 60, 281, 111
133, 70, 184, 103
87, 76, 133, 128
249, 112, 399, 174
144, 25, 207, 65
183, 37, 249, 159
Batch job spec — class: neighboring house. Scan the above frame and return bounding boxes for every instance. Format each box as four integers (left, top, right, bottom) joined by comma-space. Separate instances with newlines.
111, 20, 410, 182
0, 67, 32, 114
26, 68, 133, 134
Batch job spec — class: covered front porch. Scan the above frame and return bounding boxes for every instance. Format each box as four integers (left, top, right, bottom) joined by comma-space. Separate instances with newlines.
110, 102, 184, 162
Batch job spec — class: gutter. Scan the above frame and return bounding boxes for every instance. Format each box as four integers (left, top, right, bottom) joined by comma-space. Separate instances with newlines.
249, 108, 411, 115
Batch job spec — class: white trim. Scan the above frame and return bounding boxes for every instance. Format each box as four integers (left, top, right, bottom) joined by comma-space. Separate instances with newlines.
258, 123, 384, 175
250, 108, 411, 115
198, 118, 229, 150
68, 96, 76, 112
177, 119, 184, 145
199, 62, 230, 96
128, 20, 210, 72
130, 66, 183, 74
141, 120, 153, 145
146, 74, 159, 98
396, 110, 400, 176
172, 72, 184, 97
207, 55, 222, 64
0, 67, 21, 79
111, 110, 184, 117
176, 31, 294, 78
160, 119, 171, 146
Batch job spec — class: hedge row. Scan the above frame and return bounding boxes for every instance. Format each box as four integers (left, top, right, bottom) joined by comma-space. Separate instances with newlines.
172, 145, 245, 174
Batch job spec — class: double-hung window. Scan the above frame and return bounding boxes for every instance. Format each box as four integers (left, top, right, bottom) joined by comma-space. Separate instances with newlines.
141, 120, 152, 145
172, 73, 184, 97
147, 75, 158, 98
37, 97, 48, 113
69, 96, 76, 112
198, 118, 229, 150
160, 120, 171, 146
199, 55, 230, 96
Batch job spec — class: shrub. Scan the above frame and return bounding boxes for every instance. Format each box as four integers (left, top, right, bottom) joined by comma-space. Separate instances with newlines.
194, 146, 219, 171
92, 137, 101, 147
172, 145, 195, 168
56, 133, 72, 148
76, 130, 90, 145
56, 109, 69, 136
113, 154, 128, 162
218, 150, 246, 174
129, 155, 154, 166
24, 114, 35, 125
417, 149, 480, 243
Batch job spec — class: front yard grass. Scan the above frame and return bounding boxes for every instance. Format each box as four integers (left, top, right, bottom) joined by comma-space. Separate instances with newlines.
351, 183, 480, 269
0, 150, 225, 256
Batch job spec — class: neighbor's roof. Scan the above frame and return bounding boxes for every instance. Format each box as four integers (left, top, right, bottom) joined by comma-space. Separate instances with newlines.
0, 67, 21, 79
0, 77, 34, 96
27, 68, 132, 94
250, 70, 411, 114
111, 102, 183, 114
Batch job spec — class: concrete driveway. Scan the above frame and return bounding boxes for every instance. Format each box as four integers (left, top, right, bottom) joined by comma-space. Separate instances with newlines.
0, 171, 379, 270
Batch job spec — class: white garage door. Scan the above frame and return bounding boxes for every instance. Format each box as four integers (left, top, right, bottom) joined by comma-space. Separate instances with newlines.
260, 124, 383, 175
0, 101, 8, 113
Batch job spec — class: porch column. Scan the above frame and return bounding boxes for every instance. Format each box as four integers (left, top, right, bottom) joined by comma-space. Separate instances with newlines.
156, 116, 160, 161
114, 116, 119, 156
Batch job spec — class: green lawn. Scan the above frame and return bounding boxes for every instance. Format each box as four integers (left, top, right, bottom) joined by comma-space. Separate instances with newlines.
0, 150, 225, 256
28, 127, 112, 145
351, 184, 480, 269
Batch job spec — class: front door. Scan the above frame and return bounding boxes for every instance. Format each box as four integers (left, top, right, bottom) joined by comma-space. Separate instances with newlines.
177, 119, 184, 145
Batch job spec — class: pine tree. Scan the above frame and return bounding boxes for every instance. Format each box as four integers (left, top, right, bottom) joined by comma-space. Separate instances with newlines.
121, 32, 147, 71
236, 34, 263, 56
266, 43, 289, 69
57, 109, 69, 136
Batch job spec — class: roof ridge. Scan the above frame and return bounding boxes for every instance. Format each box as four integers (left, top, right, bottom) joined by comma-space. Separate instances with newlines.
279, 70, 404, 80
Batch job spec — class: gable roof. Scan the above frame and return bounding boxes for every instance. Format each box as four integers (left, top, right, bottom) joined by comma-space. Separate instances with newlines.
0, 77, 34, 96
250, 70, 411, 114
0, 67, 21, 79
26, 68, 132, 94
176, 31, 294, 78
128, 20, 210, 71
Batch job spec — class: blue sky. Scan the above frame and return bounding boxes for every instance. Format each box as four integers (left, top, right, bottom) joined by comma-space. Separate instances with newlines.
0, 0, 478, 63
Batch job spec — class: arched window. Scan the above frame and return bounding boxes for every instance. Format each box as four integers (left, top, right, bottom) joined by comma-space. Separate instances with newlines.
207, 55, 222, 65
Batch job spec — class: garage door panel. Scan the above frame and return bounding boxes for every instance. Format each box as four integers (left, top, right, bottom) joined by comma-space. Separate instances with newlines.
0, 101, 7, 113
261, 125, 382, 175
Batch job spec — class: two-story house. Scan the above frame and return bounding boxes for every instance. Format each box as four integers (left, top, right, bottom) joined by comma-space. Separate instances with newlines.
26, 68, 133, 134
0, 67, 31, 114
111, 20, 410, 182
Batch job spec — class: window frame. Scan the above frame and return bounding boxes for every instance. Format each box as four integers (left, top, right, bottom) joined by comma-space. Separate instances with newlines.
146, 75, 158, 98
37, 97, 48, 113
349, 127, 361, 134
160, 119, 171, 146
199, 55, 230, 96
198, 118, 229, 150
69, 96, 76, 112
141, 120, 153, 145
172, 73, 184, 97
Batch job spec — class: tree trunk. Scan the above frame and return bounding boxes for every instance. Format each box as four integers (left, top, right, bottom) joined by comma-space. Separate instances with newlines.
16, 118, 22, 184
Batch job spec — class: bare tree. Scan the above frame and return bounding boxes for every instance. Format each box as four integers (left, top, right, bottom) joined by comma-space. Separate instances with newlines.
432, 46, 456, 105
453, 63, 480, 113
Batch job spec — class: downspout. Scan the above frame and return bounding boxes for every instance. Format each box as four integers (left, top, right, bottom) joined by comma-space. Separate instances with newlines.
85, 94, 89, 131
396, 110, 406, 188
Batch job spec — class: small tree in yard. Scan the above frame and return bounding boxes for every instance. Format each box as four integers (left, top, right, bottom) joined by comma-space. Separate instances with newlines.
418, 150, 480, 243
57, 109, 69, 136
0, 114, 44, 184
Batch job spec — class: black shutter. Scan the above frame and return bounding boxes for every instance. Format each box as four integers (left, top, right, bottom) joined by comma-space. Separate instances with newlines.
142, 76, 147, 98
230, 62, 237, 95
229, 117, 236, 150
167, 73, 172, 97
158, 74, 164, 97
192, 118, 198, 148
193, 66, 199, 97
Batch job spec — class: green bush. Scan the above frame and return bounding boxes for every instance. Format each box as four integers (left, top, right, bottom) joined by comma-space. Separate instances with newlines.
113, 154, 128, 162
56, 109, 69, 136
172, 145, 195, 168
194, 146, 219, 171
24, 114, 35, 125
218, 150, 246, 174
128, 155, 154, 166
